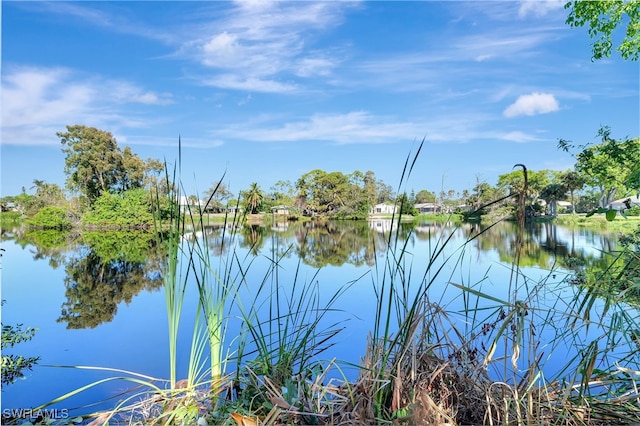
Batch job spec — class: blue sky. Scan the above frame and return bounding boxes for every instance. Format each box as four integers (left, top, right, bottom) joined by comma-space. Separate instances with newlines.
1, 1, 638, 199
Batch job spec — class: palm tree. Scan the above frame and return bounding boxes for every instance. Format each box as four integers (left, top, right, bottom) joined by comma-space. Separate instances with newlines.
243, 183, 264, 214
540, 183, 568, 217
560, 170, 586, 214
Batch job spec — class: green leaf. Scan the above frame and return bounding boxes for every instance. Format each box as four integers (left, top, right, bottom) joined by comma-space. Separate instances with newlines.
606, 209, 617, 221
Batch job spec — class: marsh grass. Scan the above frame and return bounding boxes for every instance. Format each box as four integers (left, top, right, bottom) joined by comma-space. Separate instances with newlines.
325, 153, 640, 425
21, 141, 640, 425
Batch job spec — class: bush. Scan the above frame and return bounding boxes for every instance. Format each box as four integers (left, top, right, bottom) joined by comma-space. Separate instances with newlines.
26, 206, 72, 229
625, 205, 640, 216
83, 189, 154, 227
0, 211, 23, 228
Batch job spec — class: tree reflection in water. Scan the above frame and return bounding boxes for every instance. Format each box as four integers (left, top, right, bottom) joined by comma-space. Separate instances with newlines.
58, 231, 165, 329
6, 230, 166, 329
3, 220, 626, 327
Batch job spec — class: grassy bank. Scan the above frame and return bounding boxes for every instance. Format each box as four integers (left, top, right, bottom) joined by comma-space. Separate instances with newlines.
556, 213, 640, 231
413, 212, 464, 224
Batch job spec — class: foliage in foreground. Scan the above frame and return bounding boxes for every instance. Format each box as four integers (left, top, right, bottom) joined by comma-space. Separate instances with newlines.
11, 148, 640, 426
1, 307, 40, 388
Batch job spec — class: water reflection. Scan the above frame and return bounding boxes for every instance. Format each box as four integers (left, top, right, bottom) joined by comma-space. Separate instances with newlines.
3, 229, 165, 329
1, 220, 622, 329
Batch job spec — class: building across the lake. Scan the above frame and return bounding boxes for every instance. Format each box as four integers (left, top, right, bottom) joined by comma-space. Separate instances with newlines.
370, 203, 397, 215
271, 205, 291, 216
608, 195, 640, 210
414, 203, 438, 214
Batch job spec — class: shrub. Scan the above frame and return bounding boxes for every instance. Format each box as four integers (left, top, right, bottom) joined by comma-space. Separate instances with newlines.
26, 206, 72, 230
625, 205, 640, 216
83, 189, 153, 227
0, 211, 23, 228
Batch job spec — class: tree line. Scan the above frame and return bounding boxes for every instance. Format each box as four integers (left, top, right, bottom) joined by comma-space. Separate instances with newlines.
3, 0, 640, 229
0, 124, 638, 228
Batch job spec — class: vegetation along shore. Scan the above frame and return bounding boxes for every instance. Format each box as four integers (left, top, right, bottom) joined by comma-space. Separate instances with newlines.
2, 2, 640, 424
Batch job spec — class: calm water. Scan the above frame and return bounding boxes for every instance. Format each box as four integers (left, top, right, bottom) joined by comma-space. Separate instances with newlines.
0, 220, 627, 416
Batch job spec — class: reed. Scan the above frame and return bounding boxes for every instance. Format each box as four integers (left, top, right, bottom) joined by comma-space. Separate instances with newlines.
21, 140, 640, 425
333, 155, 640, 425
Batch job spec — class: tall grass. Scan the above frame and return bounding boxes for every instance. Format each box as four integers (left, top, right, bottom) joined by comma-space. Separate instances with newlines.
339, 154, 640, 425
19, 141, 640, 425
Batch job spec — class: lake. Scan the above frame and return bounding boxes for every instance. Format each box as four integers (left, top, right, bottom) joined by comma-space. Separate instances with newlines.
0, 219, 632, 418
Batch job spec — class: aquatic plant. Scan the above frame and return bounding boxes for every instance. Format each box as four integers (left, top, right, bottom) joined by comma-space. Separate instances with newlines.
16, 140, 640, 425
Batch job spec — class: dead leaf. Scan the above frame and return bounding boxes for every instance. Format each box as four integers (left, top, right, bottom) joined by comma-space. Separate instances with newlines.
230, 412, 258, 426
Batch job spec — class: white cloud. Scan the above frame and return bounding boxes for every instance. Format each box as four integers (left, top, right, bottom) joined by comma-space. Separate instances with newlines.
130, 92, 173, 105
202, 75, 299, 93
25, 2, 175, 43
107, 81, 174, 105
183, 1, 355, 92
295, 57, 335, 77
500, 131, 545, 143
453, 29, 563, 62
1, 66, 171, 145
518, 0, 564, 18
2, 67, 92, 130
503, 92, 559, 118
206, 110, 551, 147
213, 111, 419, 144
202, 32, 241, 67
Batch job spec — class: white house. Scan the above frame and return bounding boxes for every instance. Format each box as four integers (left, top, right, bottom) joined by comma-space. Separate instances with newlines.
608, 195, 640, 210
414, 203, 438, 213
271, 205, 291, 215
555, 200, 573, 213
178, 195, 205, 211
370, 203, 397, 215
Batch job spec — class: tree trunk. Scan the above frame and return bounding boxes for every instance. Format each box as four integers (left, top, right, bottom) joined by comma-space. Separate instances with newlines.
599, 187, 617, 208
570, 190, 575, 214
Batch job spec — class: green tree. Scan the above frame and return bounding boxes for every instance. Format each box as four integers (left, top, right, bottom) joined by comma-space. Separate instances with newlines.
498, 169, 553, 200
465, 180, 505, 213
415, 189, 436, 204
31, 180, 65, 207
565, 0, 640, 60
204, 180, 234, 212
118, 146, 146, 192
143, 158, 165, 187
58, 125, 124, 202
376, 180, 395, 204
243, 182, 264, 214
397, 193, 415, 215
364, 171, 378, 206
57, 125, 161, 204
497, 169, 554, 216
342, 171, 370, 219
559, 127, 640, 207
575, 189, 601, 213
559, 170, 586, 214
268, 180, 294, 205
1, 186, 41, 218
296, 169, 362, 217
540, 183, 568, 217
